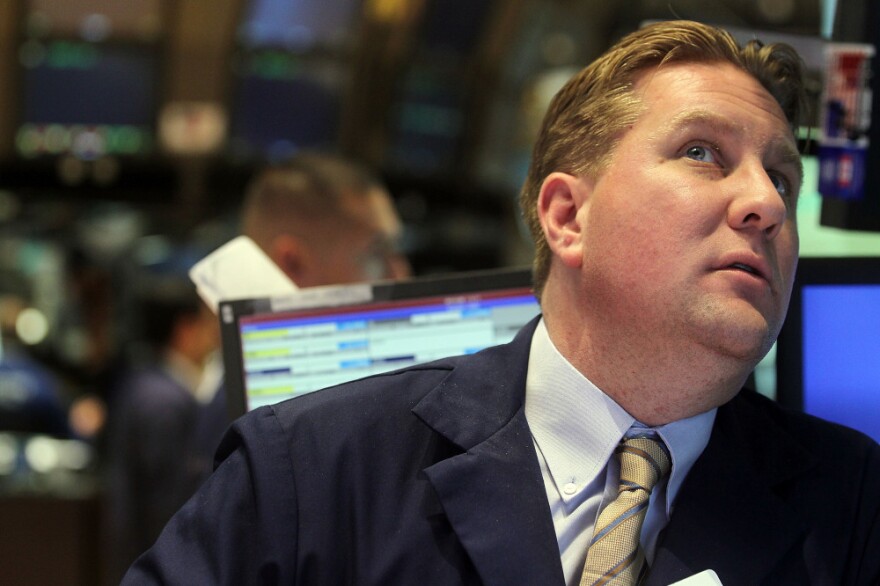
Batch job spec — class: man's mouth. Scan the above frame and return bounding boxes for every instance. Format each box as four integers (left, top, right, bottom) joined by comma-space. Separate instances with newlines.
729, 262, 760, 276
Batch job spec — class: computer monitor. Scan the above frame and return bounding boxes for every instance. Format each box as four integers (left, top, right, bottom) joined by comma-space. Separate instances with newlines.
17, 40, 159, 159
219, 267, 540, 418
225, 0, 360, 161
226, 57, 344, 161
776, 257, 880, 442
237, 0, 361, 51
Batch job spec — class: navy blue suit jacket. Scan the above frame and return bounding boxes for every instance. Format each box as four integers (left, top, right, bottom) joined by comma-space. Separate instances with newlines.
124, 319, 880, 585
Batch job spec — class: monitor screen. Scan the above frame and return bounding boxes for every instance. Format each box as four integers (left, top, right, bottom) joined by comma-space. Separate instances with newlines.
220, 268, 541, 417
386, 63, 466, 175
776, 257, 880, 442
17, 40, 158, 158
227, 52, 344, 161
418, 0, 494, 56
237, 0, 361, 51
225, 0, 359, 160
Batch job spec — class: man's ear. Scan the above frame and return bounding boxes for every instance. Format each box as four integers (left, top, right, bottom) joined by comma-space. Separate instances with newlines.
270, 234, 310, 286
537, 172, 592, 268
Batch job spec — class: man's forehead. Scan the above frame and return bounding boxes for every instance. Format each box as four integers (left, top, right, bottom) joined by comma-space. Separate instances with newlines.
663, 107, 796, 143
632, 64, 803, 180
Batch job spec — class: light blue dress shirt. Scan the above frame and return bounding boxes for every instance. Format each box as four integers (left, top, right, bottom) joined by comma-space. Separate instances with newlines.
524, 319, 716, 586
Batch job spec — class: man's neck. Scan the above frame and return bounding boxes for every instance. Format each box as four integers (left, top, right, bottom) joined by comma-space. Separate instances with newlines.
541, 301, 750, 426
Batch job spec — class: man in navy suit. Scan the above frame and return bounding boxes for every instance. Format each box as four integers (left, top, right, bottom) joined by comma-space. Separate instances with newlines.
124, 21, 880, 585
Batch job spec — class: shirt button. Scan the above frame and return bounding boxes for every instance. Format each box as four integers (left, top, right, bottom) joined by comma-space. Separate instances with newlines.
563, 482, 578, 495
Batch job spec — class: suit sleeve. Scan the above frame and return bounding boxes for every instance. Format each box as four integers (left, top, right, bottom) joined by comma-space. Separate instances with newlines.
120, 407, 300, 585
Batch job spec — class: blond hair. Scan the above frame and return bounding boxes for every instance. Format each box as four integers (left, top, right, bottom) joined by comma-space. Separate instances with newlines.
519, 20, 806, 298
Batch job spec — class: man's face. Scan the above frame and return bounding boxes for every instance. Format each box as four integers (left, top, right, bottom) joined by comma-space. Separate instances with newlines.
314, 188, 410, 286
574, 62, 801, 366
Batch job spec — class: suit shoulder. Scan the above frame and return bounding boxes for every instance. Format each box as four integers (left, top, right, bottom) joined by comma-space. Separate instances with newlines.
278, 358, 454, 415
226, 358, 460, 452
216, 358, 463, 494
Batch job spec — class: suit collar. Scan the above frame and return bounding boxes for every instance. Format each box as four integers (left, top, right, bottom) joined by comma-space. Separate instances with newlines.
647, 392, 817, 585
414, 318, 566, 586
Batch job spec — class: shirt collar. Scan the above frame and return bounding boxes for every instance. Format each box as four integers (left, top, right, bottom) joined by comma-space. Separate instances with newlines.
653, 411, 716, 514
524, 318, 716, 513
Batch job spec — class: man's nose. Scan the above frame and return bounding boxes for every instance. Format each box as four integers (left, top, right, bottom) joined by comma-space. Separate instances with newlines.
727, 164, 789, 239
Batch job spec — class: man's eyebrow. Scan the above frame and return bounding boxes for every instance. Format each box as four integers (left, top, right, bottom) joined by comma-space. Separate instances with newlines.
663, 109, 804, 184
662, 109, 744, 137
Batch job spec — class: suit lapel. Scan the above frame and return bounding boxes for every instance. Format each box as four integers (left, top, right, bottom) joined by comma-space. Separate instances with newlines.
414, 319, 566, 586
423, 409, 565, 586
646, 393, 815, 585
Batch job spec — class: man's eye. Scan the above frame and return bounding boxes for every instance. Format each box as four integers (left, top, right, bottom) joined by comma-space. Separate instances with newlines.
769, 173, 790, 198
685, 145, 717, 163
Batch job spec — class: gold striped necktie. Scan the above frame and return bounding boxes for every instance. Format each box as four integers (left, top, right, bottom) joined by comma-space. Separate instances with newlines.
579, 436, 671, 586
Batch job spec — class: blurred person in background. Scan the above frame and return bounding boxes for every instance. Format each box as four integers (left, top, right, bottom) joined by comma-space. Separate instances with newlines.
194, 151, 411, 464
107, 151, 411, 581
241, 151, 411, 287
104, 278, 221, 582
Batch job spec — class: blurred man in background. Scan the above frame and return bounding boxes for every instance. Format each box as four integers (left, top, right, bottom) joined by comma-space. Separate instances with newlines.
194, 150, 412, 464
199, 148, 410, 420
241, 151, 411, 288
104, 280, 220, 581
109, 152, 411, 581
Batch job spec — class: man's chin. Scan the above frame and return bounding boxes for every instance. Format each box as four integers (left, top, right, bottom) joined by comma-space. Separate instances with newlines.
712, 324, 775, 365
693, 307, 778, 364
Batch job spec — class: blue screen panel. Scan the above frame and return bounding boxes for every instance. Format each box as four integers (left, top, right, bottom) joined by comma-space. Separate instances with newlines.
802, 284, 880, 442
238, 0, 360, 50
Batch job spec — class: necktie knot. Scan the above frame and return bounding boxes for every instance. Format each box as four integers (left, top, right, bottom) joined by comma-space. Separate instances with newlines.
616, 436, 670, 495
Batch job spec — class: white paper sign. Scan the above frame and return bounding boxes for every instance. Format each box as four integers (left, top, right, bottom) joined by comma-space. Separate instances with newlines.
189, 236, 298, 312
